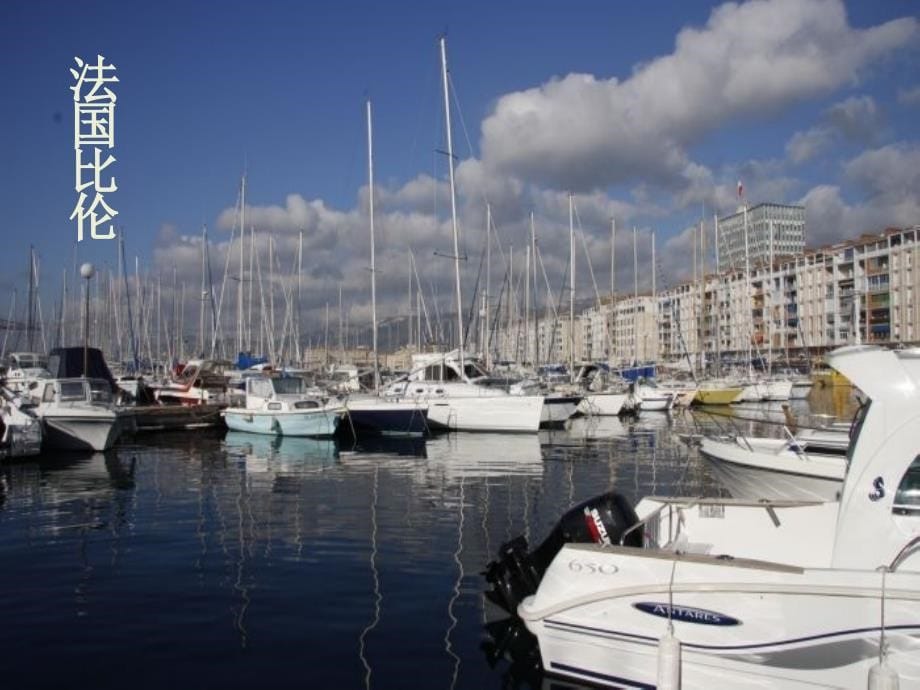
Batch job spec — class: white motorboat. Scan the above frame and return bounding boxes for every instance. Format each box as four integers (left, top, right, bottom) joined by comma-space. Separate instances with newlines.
700, 432, 848, 501
383, 351, 544, 433
153, 359, 230, 405
790, 375, 813, 399
222, 374, 343, 437
32, 378, 124, 451
636, 384, 675, 412
487, 345, 920, 689
0, 387, 42, 459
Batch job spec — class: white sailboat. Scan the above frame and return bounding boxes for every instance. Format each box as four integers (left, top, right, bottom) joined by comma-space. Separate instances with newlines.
383, 38, 544, 434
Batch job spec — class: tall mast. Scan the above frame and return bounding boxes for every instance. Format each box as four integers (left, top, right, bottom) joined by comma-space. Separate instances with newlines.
768, 219, 774, 373
714, 213, 721, 377
531, 211, 538, 367
297, 229, 303, 366
367, 98, 380, 392
651, 230, 656, 363
485, 204, 491, 369
238, 173, 246, 356
568, 193, 575, 380
26, 246, 35, 351
610, 217, 616, 364
633, 226, 639, 364
743, 199, 752, 374
440, 36, 464, 374
198, 226, 206, 356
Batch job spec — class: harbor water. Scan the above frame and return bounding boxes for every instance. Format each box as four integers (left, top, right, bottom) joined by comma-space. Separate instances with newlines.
0, 386, 858, 689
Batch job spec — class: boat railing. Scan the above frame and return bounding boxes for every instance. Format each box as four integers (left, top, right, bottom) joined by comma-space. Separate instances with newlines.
696, 409, 754, 452
889, 535, 920, 572
620, 500, 694, 549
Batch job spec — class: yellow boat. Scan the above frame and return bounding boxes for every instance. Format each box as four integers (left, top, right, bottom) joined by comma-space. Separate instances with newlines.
811, 362, 851, 388
693, 383, 743, 405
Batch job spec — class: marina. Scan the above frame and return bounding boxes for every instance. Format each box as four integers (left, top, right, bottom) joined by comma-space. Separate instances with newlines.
3, 1, 920, 687
2, 377, 888, 689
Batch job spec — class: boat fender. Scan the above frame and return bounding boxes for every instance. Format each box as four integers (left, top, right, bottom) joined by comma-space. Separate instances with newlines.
868, 566, 899, 689
868, 662, 899, 690
657, 628, 681, 690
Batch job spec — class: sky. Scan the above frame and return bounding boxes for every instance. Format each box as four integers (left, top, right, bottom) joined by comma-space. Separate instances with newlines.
2, 0, 919, 346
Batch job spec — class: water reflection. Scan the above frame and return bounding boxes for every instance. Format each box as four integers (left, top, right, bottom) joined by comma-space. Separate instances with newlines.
1, 412, 729, 689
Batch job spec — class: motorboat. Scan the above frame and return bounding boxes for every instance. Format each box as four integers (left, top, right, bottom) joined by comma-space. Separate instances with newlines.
572, 364, 632, 417
382, 351, 544, 433
486, 345, 920, 688
1, 352, 51, 399
636, 383, 675, 412
0, 387, 42, 459
153, 359, 230, 405
700, 430, 849, 502
692, 380, 743, 405
31, 378, 124, 451
222, 374, 343, 437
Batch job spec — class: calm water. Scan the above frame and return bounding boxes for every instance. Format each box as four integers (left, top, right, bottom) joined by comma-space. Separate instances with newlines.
0, 387, 857, 689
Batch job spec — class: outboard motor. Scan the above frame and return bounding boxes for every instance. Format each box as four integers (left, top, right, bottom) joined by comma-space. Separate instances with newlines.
484, 491, 641, 614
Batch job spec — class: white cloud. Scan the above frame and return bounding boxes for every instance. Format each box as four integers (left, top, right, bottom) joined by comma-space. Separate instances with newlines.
786, 94, 886, 164
786, 127, 834, 164
800, 143, 920, 246
480, 0, 917, 191
897, 85, 920, 105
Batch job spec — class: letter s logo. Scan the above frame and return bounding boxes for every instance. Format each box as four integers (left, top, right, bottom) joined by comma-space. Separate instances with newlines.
869, 476, 885, 502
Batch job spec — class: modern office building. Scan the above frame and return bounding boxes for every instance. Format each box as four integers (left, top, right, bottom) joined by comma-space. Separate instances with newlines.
717, 203, 806, 273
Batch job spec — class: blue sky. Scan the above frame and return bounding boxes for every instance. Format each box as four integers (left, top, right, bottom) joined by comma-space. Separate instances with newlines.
2, 0, 918, 338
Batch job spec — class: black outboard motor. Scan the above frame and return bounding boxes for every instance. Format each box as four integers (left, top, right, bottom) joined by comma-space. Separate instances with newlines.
484, 491, 641, 614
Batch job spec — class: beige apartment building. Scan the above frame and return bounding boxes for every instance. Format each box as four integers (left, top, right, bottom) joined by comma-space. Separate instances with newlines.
509, 225, 920, 367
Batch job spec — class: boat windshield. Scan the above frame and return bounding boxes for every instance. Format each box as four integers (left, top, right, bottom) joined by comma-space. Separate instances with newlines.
845, 398, 871, 467
59, 380, 88, 402
272, 377, 305, 395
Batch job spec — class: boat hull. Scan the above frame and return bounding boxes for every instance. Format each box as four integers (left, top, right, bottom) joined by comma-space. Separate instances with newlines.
343, 399, 429, 437
521, 545, 920, 690
223, 408, 340, 437
425, 395, 543, 432
694, 387, 742, 405
700, 437, 844, 501
541, 395, 580, 427
576, 393, 627, 416
41, 414, 121, 451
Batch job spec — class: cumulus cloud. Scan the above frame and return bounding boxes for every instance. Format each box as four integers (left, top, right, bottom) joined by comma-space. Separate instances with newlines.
801, 143, 920, 246
787, 95, 887, 163
480, 0, 917, 192
898, 85, 920, 105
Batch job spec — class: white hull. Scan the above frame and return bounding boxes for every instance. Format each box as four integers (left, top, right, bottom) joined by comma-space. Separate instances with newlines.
701, 437, 845, 501
637, 394, 673, 411
523, 545, 920, 690
541, 395, 579, 426
425, 395, 543, 432
790, 382, 813, 399
576, 393, 627, 416
764, 379, 793, 401
42, 413, 121, 451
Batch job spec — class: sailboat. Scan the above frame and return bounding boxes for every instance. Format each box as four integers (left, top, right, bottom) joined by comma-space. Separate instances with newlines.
339, 98, 430, 438
379, 38, 544, 434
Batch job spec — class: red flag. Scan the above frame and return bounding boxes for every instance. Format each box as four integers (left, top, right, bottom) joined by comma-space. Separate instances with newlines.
737, 180, 744, 199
